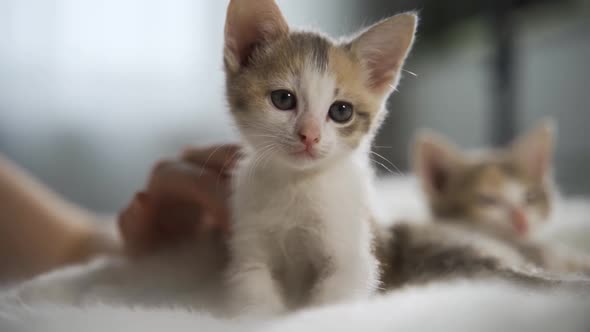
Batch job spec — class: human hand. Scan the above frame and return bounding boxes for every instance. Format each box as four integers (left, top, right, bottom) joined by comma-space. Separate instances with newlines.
118, 144, 240, 257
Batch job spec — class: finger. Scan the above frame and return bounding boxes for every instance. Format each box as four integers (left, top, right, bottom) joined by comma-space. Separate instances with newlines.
181, 144, 241, 174
146, 157, 233, 232
155, 199, 201, 234
197, 210, 230, 237
148, 160, 230, 200
147, 160, 203, 194
118, 192, 158, 256
148, 163, 231, 230
118, 192, 149, 235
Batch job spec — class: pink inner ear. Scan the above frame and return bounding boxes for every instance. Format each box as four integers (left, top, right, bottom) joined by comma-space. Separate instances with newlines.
512, 121, 554, 180
232, 37, 261, 67
427, 157, 450, 194
418, 144, 449, 195
363, 38, 407, 90
351, 14, 416, 93
517, 137, 549, 180
367, 60, 398, 90
224, 15, 260, 67
359, 39, 406, 92
224, 0, 289, 70
528, 148, 548, 179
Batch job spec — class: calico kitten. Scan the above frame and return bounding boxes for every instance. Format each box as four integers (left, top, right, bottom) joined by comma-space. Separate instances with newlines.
222, 0, 416, 315
379, 121, 590, 289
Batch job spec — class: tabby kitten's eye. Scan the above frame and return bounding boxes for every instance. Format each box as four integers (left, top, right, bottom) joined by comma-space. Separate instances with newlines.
271, 90, 297, 111
328, 101, 354, 123
477, 194, 500, 206
525, 190, 541, 204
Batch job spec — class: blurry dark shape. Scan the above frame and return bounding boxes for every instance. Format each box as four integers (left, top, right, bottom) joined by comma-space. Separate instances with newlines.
488, 0, 517, 146
363, 0, 569, 41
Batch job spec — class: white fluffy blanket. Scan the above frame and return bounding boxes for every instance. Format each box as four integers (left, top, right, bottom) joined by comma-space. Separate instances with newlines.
1, 176, 590, 332
3, 280, 590, 332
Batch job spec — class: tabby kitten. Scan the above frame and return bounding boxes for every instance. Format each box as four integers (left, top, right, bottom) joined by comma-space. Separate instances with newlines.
222, 0, 416, 316
379, 121, 590, 289
416, 121, 554, 241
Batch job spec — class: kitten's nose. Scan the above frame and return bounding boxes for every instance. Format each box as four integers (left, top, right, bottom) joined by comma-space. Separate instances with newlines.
298, 127, 321, 147
511, 209, 528, 235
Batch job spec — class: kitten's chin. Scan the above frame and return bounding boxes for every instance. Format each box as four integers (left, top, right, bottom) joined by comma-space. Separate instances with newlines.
277, 155, 325, 171
271, 151, 338, 172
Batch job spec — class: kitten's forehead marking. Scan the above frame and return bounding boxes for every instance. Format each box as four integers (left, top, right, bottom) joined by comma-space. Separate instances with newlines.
471, 165, 505, 191
307, 34, 329, 73
290, 32, 330, 74
301, 64, 335, 119
502, 181, 526, 206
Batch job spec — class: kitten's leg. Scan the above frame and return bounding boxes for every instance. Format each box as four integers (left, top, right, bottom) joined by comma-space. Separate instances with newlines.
309, 249, 379, 307
226, 261, 286, 317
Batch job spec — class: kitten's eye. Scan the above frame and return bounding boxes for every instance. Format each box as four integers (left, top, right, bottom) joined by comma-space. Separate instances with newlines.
270, 90, 297, 111
328, 101, 354, 123
525, 190, 541, 204
477, 194, 500, 207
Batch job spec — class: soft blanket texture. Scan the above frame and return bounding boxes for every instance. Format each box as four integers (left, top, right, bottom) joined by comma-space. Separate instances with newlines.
2, 281, 590, 332
1, 176, 590, 332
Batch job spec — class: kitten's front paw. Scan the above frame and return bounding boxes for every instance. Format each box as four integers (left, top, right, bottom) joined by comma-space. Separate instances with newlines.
226, 287, 287, 318
225, 265, 286, 317
227, 298, 286, 319
310, 283, 366, 308
310, 259, 378, 308
310, 277, 374, 308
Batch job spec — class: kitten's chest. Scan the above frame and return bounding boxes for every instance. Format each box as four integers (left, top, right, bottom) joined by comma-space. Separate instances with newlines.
232, 161, 369, 232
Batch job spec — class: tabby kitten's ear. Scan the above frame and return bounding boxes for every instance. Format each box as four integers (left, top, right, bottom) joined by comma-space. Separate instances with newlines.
511, 119, 556, 181
223, 0, 289, 73
349, 13, 418, 95
414, 132, 463, 197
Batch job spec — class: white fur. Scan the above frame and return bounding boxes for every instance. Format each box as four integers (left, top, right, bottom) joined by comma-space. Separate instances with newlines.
2, 280, 590, 332
225, 59, 382, 316
503, 181, 525, 206
227, 136, 379, 315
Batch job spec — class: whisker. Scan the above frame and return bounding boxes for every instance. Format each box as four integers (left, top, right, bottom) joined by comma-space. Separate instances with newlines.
245, 143, 275, 187
403, 69, 417, 77
198, 143, 230, 178
260, 145, 277, 170
215, 149, 241, 194
369, 157, 395, 175
247, 134, 292, 143
370, 151, 405, 176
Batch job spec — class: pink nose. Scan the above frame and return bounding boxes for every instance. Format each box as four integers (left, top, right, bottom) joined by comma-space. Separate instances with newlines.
511, 209, 528, 235
298, 128, 321, 147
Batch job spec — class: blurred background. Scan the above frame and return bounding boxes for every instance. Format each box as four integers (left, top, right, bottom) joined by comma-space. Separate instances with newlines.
1, 0, 589, 213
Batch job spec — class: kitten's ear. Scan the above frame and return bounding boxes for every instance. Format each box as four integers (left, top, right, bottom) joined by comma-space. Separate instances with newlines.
414, 131, 463, 196
511, 119, 556, 180
349, 13, 417, 94
224, 0, 289, 73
